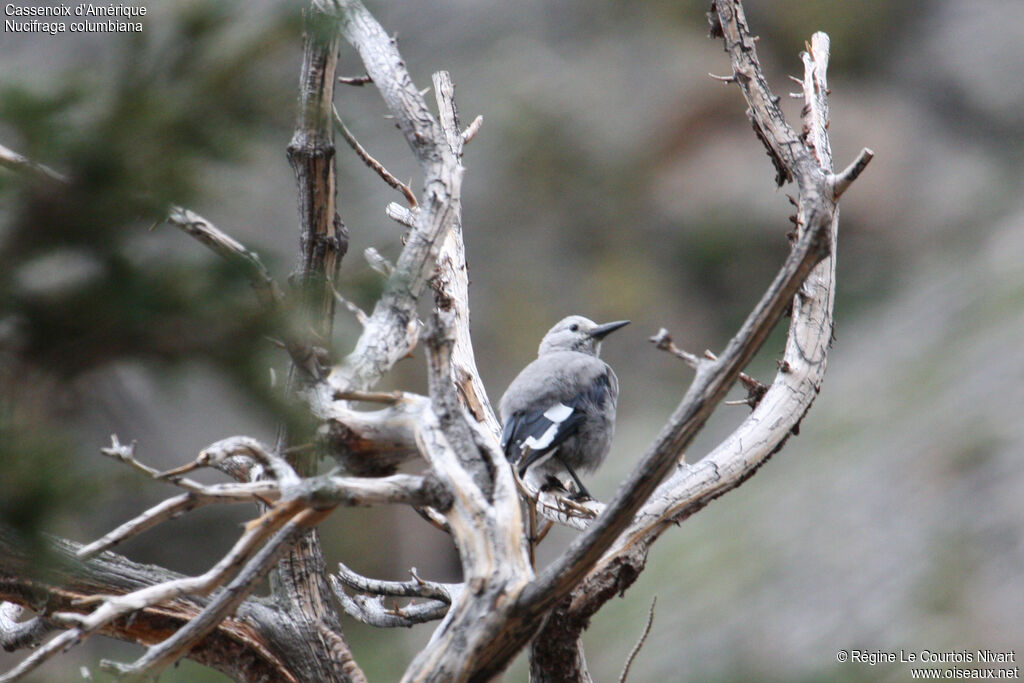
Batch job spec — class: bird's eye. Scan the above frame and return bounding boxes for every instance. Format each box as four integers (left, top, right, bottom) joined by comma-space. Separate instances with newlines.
569, 324, 579, 332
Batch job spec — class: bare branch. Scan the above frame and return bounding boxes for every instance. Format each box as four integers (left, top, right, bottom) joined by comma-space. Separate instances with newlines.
0, 604, 51, 653
519, 200, 832, 617
649, 328, 704, 371
329, 578, 450, 628
460, 115, 483, 144
76, 493, 209, 560
337, 74, 372, 86
335, 563, 460, 604
330, 283, 370, 326
333, 105, 418, 207
100, 508, 330, 682
527, 10, 874, 673
618, 596, 656, 683
0, 502, 302, 683
0, 530, 296, 682
166, 207, 285, 310
831, 147, 875, 199
385, 201, 417, 227
363, 246, 394, 277
707, 72, 736, 83
157, 436, 298, 485
287, 3, 346, 339
0, 142, 67, 183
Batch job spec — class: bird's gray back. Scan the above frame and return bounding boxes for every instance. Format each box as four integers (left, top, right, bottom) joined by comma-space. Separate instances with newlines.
499, 351, 616, 420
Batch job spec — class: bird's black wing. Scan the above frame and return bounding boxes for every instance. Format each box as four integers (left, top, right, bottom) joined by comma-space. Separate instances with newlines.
501, 372, 612, 474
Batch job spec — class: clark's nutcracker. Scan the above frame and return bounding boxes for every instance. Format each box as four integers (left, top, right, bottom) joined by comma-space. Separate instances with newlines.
499, 316, 629, 499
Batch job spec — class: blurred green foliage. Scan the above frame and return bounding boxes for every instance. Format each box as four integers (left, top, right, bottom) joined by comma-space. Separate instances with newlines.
0, 1, 303, 538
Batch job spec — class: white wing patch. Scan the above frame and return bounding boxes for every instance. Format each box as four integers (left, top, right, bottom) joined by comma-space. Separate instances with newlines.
522, 403, 574, 451
523, 424, 558, 451
543, 403, 574, 422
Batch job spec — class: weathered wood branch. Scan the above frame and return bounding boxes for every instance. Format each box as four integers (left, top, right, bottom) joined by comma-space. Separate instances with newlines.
287, 4, 347, 339
166, 208, 285, 311
0, 529, 296, 683
317, 0, 467, 401
101, 508, 332, 682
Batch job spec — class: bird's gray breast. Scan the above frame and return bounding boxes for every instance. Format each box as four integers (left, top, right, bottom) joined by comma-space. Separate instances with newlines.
499, 350, 618, 473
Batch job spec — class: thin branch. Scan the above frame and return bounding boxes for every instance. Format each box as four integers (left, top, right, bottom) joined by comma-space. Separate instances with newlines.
385, 201, 417, 227
101, 508, 329, 682
157, 437, 299, 485
649, 328, 705, 371
831, 147, 875, 199
166, 207, 285, 309
338, 74, 373, 86
335, 563, 459, 604
333, 105, 418, 207
618, 596, 656, 683
331, 389, 403, 403
0, 626, 82, 683
76, 493, 207, 559
460, 115, 483, 144
331, 282, 370, 326
363, 246, 394, 276
329, 578, 450, 628
0, 142, 67, 183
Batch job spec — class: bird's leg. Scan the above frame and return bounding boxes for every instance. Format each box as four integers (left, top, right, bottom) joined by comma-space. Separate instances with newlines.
557, 456, 592, 500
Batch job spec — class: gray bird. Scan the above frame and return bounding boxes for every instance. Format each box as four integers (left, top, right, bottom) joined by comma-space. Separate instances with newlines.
499, 316, 629, 499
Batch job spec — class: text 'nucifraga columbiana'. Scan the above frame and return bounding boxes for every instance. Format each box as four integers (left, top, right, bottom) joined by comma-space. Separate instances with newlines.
499, 316, 629, 499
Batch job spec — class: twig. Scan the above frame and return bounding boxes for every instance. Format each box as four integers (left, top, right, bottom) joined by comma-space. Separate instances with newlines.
363, 246, 394, 276
156, 437, 298, 486
460, 115, 483, 144
335, 563, 458, 604
385, 201, 417, 228
331, 389, 403, 403
333, 105, 418, 207
330, 281, 369, 326
0, 142, 67, 183
77, 493, 207, 559
649, 328, 704, 370
702, 349, 768, 409
329, 578, 450, 628
338, 74, 373, 86
166, 207, 284, 305
831, 148, 875, 199
618, 596, 657, 683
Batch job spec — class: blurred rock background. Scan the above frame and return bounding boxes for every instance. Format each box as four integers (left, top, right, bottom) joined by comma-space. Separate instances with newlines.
1, 0, 1021, 681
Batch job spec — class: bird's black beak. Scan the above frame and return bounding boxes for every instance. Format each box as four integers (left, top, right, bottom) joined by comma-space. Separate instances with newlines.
589, 320, 630, 340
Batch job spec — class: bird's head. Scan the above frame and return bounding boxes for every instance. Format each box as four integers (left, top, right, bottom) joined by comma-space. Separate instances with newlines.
538, 316, 630, 357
